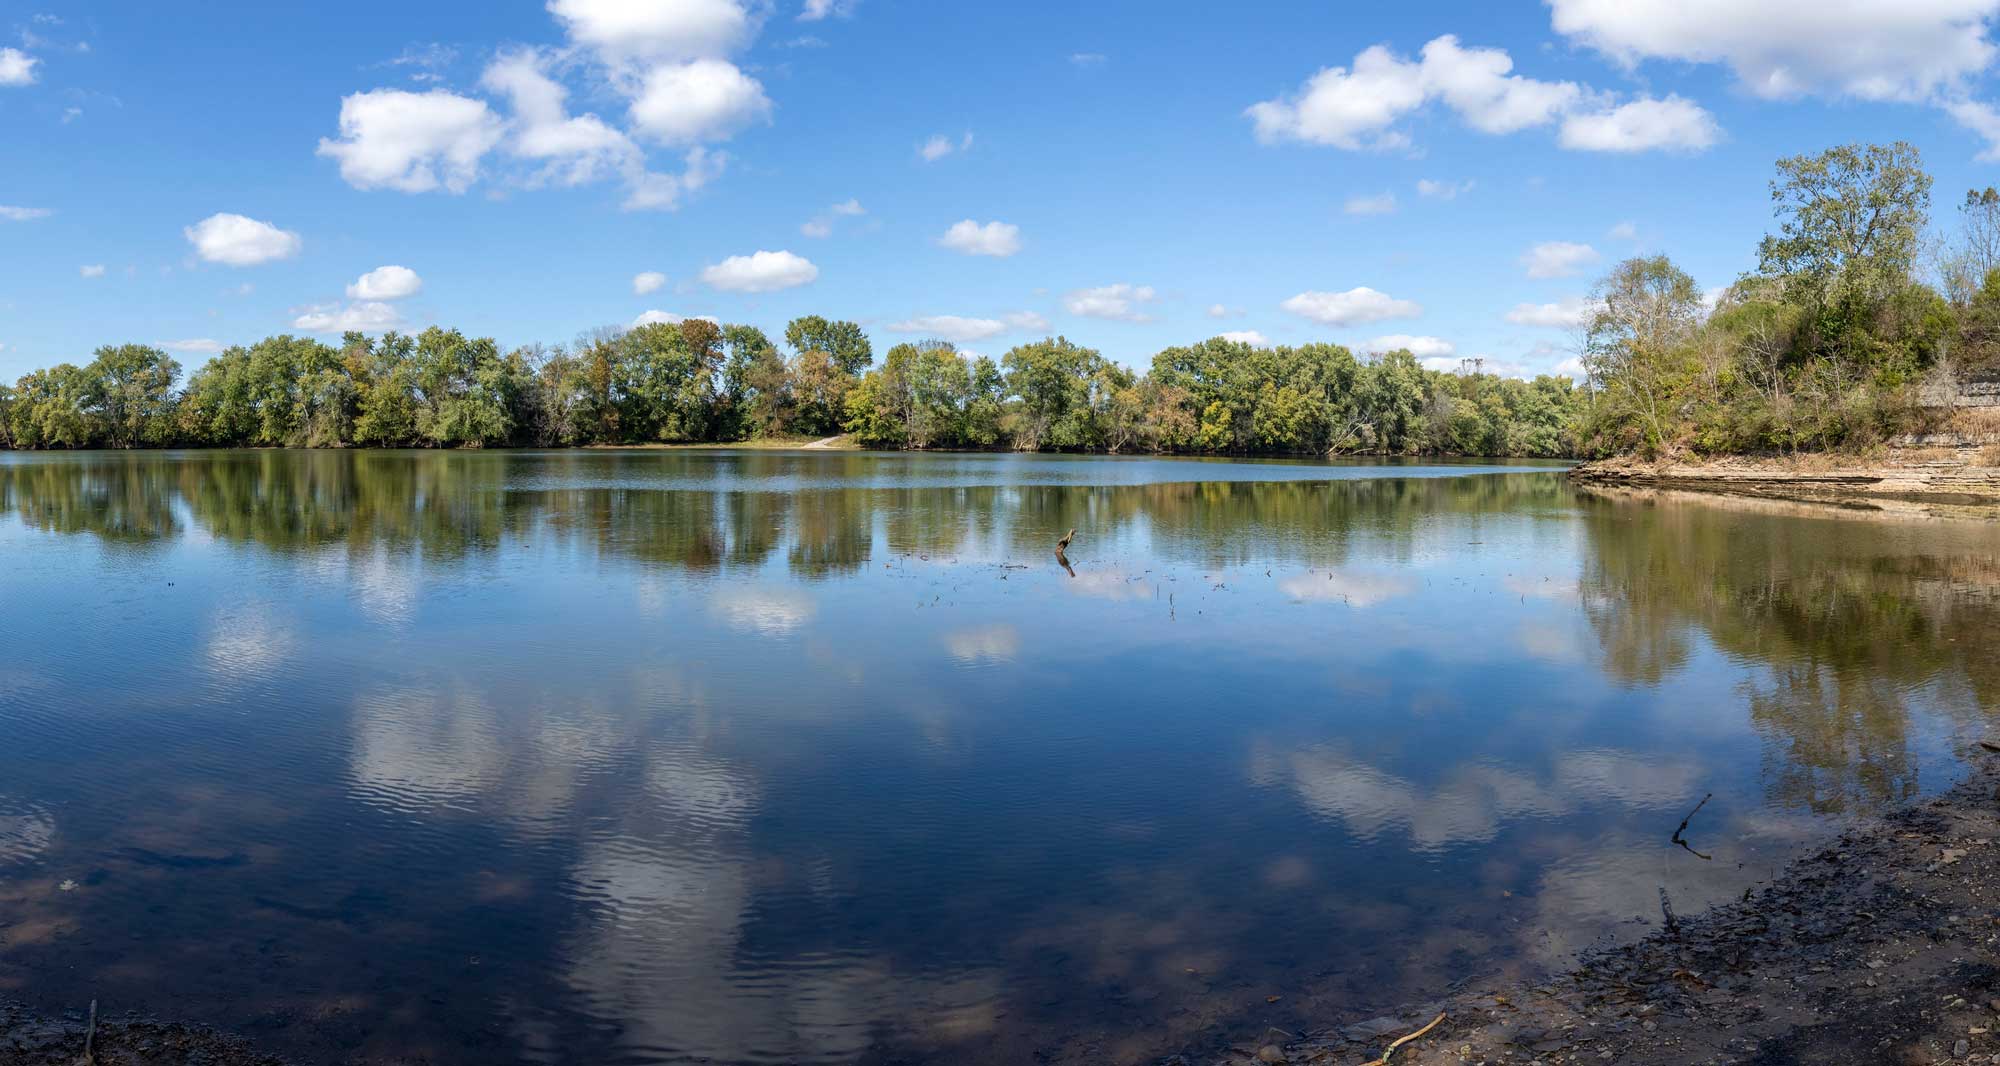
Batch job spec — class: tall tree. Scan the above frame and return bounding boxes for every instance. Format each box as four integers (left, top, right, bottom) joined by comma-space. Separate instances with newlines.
88, 344, 180, 447
1583, 255, 1706, 454
1757, 141, 1931, 361
784, 316, 873, 376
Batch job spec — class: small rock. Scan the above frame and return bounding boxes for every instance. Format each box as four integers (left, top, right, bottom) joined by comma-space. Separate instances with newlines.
1957, 1038, 1972, 1059
1342, 1017, 1408, 1042
1255, 1045, 1286, 1064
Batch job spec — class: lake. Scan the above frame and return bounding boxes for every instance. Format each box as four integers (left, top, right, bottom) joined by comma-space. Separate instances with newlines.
0, 449, 1993, 1065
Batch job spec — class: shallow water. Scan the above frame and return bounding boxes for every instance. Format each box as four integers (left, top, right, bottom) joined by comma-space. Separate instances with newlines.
0, 449, 1994, 1064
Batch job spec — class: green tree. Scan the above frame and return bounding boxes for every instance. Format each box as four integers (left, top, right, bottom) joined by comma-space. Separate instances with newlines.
784, 316, 873, 376
1002, 336, 1109, 450
88, 344, 181, 447
1582, 255, 1705, 455
1757, 142, 1932, 364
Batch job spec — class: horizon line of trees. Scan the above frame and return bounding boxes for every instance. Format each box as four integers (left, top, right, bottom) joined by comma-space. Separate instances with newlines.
0, 315, 1584, 458
12, 139, 1986, 462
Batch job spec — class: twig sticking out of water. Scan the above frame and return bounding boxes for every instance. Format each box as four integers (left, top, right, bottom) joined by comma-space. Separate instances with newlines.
1358, 1012, 1446, 1066
1659, 885, 1680, 939
74, 998, 96, 1066
1671, 792, 1714, 861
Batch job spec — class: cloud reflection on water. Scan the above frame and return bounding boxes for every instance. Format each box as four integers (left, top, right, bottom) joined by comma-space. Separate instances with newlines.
1252, 745, 1702, 850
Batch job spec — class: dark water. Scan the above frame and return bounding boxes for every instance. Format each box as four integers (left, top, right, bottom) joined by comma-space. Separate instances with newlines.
1, 449, 1995, 1064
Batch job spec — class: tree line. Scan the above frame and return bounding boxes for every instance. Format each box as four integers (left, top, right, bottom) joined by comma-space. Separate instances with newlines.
0, 314, 1583, 457
12, 139, 1979, 460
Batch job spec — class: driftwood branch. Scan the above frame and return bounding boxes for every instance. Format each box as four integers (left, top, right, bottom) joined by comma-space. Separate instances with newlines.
1671, 792, 1714, 861
1358, 1012, 1446, 1066
74, 999, 97, 1066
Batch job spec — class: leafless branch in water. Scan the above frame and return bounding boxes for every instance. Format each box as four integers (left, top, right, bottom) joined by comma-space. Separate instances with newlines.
1672, 792, 1714, 861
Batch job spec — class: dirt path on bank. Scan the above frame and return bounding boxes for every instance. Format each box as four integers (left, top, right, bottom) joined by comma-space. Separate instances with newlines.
1196, 755, 2000, 1066
802, 435, 845, 450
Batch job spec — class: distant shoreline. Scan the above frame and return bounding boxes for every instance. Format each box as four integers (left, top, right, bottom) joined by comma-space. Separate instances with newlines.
0, 440, 1571, 462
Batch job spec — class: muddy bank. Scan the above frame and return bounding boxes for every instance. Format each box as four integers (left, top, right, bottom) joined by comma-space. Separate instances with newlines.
1200, 755, 2000, 1066
1568, 448, 2000, 514
0, 1000, 288, 1065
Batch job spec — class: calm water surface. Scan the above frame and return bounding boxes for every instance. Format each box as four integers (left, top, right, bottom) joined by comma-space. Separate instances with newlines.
1, 449, 1995, 1064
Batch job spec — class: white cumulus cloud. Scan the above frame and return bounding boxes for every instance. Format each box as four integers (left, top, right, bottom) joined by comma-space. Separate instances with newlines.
633, 310, 720, 327
633, 270, 667, 295
1505, 297, 1599, 328
317, 89, 504, 194
1219, 330, 1269, 344
1362, 334, 1456, 357
547, 0, 755, 63
184, 213, 303, 267
886, 311, 1047, 343
347, 265, 423, 300
1247, 33, 1719, 154
0, 48, 37, 86
481, 48, 641, 187
1520, 241, 1600, 279
1547, 0, 1999, 102
294, 301, 404, 333
699, 250, 819, 293
79, 264, 105, 278
1063, 284, 1157, 322
1558, 95, 1720, 152
1280, 287, 1422, 326
160, 338, 225, 354
628, 58, 771, 144
938, 219, 1022, 257
0, 205, 51, 221
1947, 98, 2000, 161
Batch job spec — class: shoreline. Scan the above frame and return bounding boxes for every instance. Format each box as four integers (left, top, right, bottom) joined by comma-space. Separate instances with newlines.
1567, 447, 2000, 515
1204, 753, 2000, 1066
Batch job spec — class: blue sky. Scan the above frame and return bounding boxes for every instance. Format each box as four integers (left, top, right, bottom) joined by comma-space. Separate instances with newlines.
6, 0, 2000, 383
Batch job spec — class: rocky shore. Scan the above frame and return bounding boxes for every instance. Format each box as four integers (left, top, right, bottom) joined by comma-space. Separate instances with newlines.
0, 1001, 286, 1065
1200, 754, 2000, 1066
1567, 446, 2000, 515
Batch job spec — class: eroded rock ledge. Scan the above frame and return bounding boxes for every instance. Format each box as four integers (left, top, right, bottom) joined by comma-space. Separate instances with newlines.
1568, 447, 2000, 515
